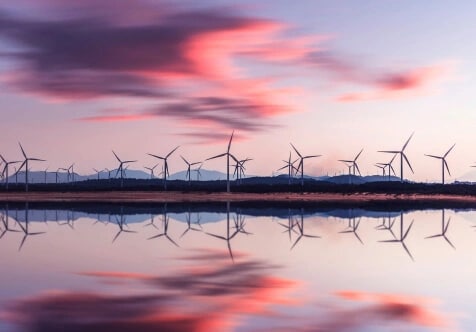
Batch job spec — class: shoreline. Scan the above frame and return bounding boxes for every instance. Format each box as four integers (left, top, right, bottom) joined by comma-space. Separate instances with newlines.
1, 191, 476, 204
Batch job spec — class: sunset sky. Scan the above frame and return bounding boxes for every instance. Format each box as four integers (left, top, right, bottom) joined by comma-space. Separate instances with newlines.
1, 0, 475, 182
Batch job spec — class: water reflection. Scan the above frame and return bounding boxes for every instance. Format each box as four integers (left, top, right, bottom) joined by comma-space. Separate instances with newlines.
1, 250, 457, 331
148, 205, 179, 247
2, 203, 476, 330
0, 203, 474, 260
380, 212, 415, 260
205, 202, 251, 261
425, 210, 455, 249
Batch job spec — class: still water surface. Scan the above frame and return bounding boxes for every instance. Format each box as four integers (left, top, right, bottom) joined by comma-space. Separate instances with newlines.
1, 203, 475, 331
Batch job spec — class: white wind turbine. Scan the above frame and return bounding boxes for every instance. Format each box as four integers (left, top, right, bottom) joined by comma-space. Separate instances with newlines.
379, 133, 414, 182
425, 144, 455, 184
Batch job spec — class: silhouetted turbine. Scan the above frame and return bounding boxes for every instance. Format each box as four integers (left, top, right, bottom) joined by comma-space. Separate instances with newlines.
148, 146, 179, 190
206, 132, 238, 193
112, 151, 137, 188
0, 154, 20, 190
377, 153, 398, 181
277, 152, 299, 185
339, 149, 363, 184
290, 143, 321, 187
144, 163, 160, 180
15, 143, 45, 192
379, 133, 414, 182
425, 143, 455, 184
181, 156, 200, 184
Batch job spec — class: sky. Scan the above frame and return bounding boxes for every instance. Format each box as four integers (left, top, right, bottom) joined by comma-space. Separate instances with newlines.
0, 0, 475, 182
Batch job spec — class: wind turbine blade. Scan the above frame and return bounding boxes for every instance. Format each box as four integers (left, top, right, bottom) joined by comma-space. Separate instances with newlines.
16, 161, 26, 173
425, 154, 441, 159
290, 143, 302, 158
378, 150, 400, 154
401, 242, 414, 261
166, 146, 180, 158
18, 142, 27, 159
403, 153, 414, 173
30, 158, 45, 162
112, 150, 121, 162
227, 131, 234, 153
123, 160, 137, 164
0, 155, 6, 163
403, 220, 414, 240
148, 153, 165, 160
339, 159, 353, 163
389, 165, 396, 175
206, 153, 227, 161
354, 163, 361, 176
304, 155, 321, 159
389, 153, 398, 163
444, 143, 456, 157
229, 154, 239, 163
402, 132, 414, 151
277, 165, 288, 171
354, 148, 363, 161
181, 155, 190, 165
444, 217, 451, 233
444, 160, 451, 176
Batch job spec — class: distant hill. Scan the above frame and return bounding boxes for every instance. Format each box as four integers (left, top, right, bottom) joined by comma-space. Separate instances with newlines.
2, 169, 404, 185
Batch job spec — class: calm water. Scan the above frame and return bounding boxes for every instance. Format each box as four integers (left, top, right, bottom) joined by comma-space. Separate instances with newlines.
1, 203, 475, 331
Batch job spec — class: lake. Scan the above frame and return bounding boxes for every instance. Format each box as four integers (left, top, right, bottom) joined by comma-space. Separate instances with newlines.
0, 202, 474, 331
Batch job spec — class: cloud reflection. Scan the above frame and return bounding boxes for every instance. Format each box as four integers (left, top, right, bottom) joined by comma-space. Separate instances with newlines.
4, 250, 298, 331
2, 249, 456, 331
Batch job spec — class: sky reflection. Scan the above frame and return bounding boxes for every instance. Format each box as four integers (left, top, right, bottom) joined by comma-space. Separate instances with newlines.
1, 205, 475, 330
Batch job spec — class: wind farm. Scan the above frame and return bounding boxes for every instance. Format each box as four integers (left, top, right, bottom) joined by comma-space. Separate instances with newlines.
1, 132, 476, 204
2, 2, 476, 331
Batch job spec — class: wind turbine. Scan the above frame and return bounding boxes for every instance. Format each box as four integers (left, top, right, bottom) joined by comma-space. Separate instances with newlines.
290, 143, 321, 187
112, 151, 137, 188
16, 143, 45, 192
234, 158, 252, 185
93, 168, 101, 181
339, 149, 363, 177
43, 167, 49, 184
193, 163, 203, 181
181, 156, 200, 184
377, 153, 398, 181
277, 152, 299, 185
0, 155, 21, 190
59, 167, 69, 183
378, 133, 414, 182
144, 163, 160, 180
424, 144, 455, 184
148, 146, 179, 190
375, 164, 386, 177
68, 163, 75, 183
206, 131, 238, 193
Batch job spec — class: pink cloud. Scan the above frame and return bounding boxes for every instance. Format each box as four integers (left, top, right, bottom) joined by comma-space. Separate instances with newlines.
336, 63, 452, 102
